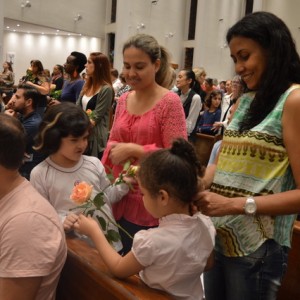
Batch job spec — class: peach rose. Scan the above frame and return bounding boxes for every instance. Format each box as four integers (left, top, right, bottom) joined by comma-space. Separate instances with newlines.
86, 109, 94, 120
70, 182, 93, 204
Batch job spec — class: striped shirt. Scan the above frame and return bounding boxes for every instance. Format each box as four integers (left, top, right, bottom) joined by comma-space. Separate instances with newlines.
210, 85, 299, 257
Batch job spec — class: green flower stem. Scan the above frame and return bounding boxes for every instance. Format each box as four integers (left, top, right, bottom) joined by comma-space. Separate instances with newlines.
97, 206, 133, 240
69, 200, 92, 212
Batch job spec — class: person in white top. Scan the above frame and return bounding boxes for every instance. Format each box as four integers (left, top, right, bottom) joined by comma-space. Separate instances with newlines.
30, 102, 129, 252
176, 69, 202, 142
75, 138, 215, 300
110, 68, 123, 95
212, 75, 244, 134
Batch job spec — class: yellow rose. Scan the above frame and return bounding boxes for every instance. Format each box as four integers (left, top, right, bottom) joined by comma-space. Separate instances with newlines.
127, 165, 139, 177
70, 182, 93, 204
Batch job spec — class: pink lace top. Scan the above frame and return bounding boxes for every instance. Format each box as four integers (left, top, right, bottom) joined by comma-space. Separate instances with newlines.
102, 91, 187, 226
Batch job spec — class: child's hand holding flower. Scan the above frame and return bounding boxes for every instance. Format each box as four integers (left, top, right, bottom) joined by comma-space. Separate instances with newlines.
63, 213, 79, 232
73, 214, 100, 238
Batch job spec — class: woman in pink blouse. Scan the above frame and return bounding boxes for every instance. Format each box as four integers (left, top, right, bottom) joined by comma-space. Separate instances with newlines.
102, 34, 187, 254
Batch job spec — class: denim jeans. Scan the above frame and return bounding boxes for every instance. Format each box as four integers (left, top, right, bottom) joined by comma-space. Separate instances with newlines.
204, 239, 289, 300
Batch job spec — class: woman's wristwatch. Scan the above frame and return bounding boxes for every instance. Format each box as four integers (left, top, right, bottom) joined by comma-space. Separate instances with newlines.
244, 197, 257, 215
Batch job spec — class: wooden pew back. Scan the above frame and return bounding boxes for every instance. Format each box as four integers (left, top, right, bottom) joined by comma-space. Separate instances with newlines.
56, 235, 172, 300
194, 133, 221, 166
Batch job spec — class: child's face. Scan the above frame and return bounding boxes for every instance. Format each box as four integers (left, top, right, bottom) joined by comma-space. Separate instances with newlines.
138, 181, 161, 219
54, 131, 89, 167
211, 94, 222, 109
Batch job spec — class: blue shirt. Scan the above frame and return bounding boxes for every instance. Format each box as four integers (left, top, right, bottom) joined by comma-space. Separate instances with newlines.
197, 109, 221, 135
61, 79, 84, 103
19, 111, 45, 179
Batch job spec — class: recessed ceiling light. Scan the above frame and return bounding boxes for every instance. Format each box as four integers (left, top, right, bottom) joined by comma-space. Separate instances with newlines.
13, 30, 16, 32
6, 26, 10, 29
56, 29, 60, 32
68, 33, 71, 36
17, 24, 20, 27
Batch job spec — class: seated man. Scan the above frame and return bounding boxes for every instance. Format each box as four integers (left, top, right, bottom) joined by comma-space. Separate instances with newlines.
0, 114, 67, 300
5, 84, 46, 179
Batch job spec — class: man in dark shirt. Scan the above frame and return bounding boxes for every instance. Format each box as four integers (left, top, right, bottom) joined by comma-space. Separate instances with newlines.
4, 84, 45, 179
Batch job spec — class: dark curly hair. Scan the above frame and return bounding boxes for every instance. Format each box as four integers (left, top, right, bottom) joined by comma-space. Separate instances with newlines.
226, 11, 300, 131
138, 138, 204, 204
34, 102, 91, 155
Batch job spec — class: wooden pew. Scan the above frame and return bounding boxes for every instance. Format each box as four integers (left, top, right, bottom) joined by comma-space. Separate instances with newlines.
277, 220, 300, 300
56, 234, 172, 300
194, 133, 222, 166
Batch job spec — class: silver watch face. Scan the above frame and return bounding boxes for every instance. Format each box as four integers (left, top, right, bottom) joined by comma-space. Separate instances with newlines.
245, 198, 257, 215
246, 202, 256, 214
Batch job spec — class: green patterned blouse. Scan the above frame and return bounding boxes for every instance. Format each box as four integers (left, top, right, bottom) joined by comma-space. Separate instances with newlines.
211, 85, 299, 257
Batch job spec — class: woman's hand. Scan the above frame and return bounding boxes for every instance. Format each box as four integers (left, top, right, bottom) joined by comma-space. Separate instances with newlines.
194, 191, 242, 216
73, 214, 100, 237
109, 142, 143, 165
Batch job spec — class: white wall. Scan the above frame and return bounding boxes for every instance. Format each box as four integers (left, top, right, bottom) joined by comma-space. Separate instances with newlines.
260, 0, 300, 54
4, 0, 106, 38
113, 0, 186, 73
3, 32, 101, 83
192, 0, 246, 81
112, 0, 246, 81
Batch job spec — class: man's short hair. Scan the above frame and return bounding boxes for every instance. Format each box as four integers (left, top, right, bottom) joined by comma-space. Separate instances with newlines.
17, 83, 41, 109
0, 114, 26, 169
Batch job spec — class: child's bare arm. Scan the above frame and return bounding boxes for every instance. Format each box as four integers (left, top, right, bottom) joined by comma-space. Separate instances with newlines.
74, 214, 144, 278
